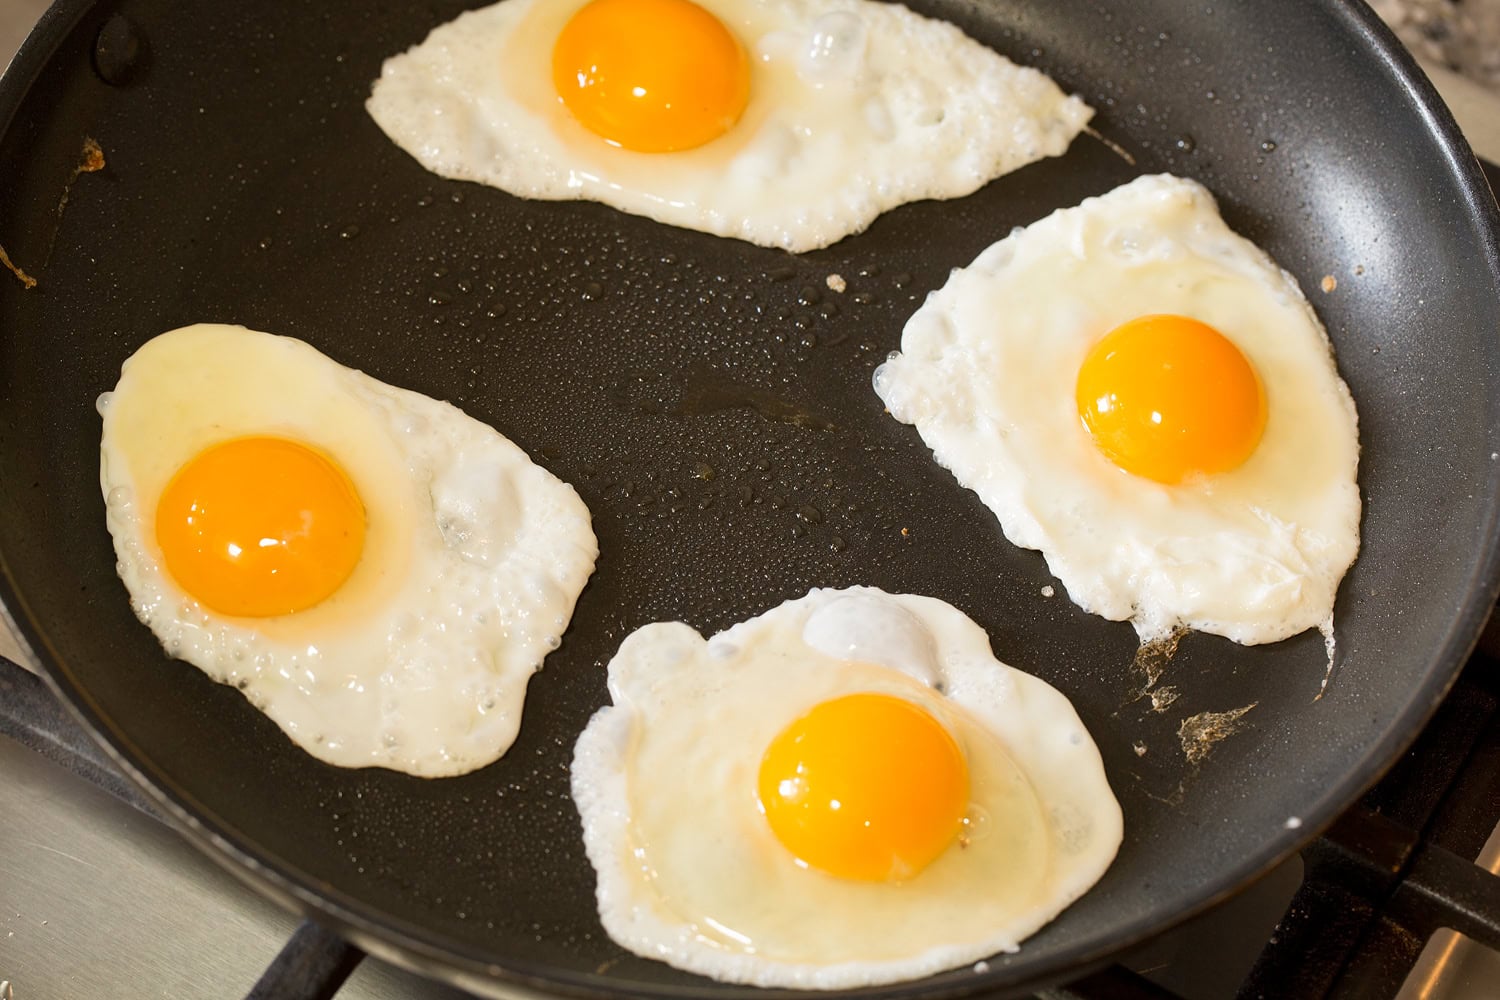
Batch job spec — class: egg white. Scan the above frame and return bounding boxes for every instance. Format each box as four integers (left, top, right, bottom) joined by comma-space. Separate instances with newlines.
873, 174, 1362, 645
98, 324, 598, 777
570, 586, 1121, 989
365, 0, 1092, 252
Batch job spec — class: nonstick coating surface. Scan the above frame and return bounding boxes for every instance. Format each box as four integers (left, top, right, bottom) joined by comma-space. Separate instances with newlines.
2, 1, 1499, 997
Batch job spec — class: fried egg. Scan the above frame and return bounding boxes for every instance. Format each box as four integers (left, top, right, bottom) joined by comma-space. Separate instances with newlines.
571, 586, 1121, 989
98, 324, 598, 777
873, 174, 1361, 645
365, 0, 1092, 252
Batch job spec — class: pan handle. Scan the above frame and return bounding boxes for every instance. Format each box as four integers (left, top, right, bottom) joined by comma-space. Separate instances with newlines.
245, 919, 365, 1000
0, 658, 158, 816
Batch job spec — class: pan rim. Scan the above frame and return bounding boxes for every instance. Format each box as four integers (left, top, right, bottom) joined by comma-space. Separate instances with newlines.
2, 0, 1499, 996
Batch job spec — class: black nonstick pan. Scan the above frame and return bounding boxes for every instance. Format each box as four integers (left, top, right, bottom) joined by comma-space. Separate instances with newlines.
2, 0, 1499, 997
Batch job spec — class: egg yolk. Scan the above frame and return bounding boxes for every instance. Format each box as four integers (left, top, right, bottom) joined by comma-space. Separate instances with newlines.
155, 436, 366, 618
1075, 314, 1267, 485
758, 692, 969, 882
551, 0, 750, 153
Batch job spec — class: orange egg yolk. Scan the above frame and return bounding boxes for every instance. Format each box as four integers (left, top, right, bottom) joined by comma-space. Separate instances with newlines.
155, 436, 366, 618
758, 692, 969, 882
1075, 314, 1267, 485
551, 0, 750, 153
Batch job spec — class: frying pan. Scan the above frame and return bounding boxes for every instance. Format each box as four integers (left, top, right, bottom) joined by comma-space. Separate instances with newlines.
2, 0, 1498, 996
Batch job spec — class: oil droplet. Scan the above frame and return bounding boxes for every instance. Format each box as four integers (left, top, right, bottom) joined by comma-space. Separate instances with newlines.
1260, 140, 1277, 153
1174, 134, 1196, 153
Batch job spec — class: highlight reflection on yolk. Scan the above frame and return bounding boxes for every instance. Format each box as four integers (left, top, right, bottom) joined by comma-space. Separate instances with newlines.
551, 0, 750, 153
758, 692, 969, 882
1075, 314, 1266, 485
155, 436, 366, 618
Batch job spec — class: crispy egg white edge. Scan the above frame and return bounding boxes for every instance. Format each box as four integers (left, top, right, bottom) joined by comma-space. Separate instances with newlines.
364, 0, 1093, 252
873, 174, 1362, 646
570, 585, 1123, 989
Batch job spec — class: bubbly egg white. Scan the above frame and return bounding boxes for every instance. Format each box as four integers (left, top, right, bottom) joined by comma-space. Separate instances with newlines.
873, 175, 1362, 645
570, 587, 1122, 989
365, 0, 1092, 252
98, 324, 598, 777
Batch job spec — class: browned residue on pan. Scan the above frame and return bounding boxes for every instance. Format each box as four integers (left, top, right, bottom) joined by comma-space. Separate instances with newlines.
1314, 623, 1338, 702
1178, 703, 1258, 764
1149, 685, 1180, 713
0, 245, 36, 289
56, 137, 107, 216
1126, 627, 1185, 703
45, 137, 108, 265
3, 138, 109, 291
78, 137, 105, 174
1085, 126, 1137, 166
1131, 771, 1186, 807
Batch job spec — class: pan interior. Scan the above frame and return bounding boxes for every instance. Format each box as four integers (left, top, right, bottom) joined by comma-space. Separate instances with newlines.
1, 0, 1498, 996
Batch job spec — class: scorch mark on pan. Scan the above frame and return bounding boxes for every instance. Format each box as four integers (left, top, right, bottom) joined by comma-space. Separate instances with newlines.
1315, 621, 1338, 701
77, 137, 105, 173
46, 137, 107, 264
1148, 685, 1180, 712
1129, 770, 1186, 807
1084, 126, 1137, 166
1124, 627, 1185, 706
5, 137, 109, 289
0, 245, 35, 289
1178, 703, 1257, 764
47, 137, 108, 257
